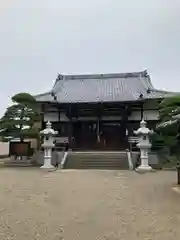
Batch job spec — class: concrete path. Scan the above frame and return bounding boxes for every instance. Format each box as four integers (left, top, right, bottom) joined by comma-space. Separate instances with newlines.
0, 169, 179, 239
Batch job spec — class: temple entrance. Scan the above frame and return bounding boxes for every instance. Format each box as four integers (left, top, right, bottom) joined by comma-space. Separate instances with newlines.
72, 120, 127, 150
73, 121, 97, 150
100, 122, 126, 150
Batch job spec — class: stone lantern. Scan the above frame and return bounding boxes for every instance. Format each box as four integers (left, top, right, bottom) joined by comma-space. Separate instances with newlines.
40, 121, 58, 169
134, 119, 154, 172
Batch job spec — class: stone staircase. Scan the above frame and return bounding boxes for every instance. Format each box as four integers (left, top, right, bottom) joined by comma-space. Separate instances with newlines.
64, 151, 129, 170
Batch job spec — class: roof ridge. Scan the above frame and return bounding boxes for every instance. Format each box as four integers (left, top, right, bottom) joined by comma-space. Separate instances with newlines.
54, 70, 148, 81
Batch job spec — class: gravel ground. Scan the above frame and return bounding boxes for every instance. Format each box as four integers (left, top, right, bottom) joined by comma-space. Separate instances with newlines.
0, 168, 179, 240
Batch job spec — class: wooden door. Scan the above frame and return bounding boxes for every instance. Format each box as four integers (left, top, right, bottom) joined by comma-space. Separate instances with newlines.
101, 122, 125, 150
73, 121, 97, 150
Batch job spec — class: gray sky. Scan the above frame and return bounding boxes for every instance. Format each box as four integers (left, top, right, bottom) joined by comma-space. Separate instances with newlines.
0, 0, 180, 116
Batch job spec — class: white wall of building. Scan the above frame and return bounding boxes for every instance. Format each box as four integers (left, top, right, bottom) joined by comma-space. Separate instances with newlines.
44, 109, 159, 122
128, 111, 141, 121
0, 142, 9, 156
44, 112, 70, 122
44, 101, 159, 122
128, 110, 159, 121
44, 112, 59, 122
143, 110, 159, 120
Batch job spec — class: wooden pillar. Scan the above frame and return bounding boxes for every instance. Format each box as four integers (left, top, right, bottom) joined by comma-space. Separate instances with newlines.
68, 120, 73, 150
96, 116, 101, 149
68, 105, 73, 150
96, 104, 103, 149
58, 105, 61, 122
140, 102, 144, 120
55, 104, 60, 138
97, 118, 100, 139
41, 103, 45, 129
121, 105, 129, 149
122, 106, 127, 134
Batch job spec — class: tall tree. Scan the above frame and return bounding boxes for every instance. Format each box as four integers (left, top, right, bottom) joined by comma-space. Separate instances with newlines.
0, 93, 40, 141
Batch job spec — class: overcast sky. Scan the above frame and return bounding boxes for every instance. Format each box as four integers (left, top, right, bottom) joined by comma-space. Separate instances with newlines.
0, 0, 180, 116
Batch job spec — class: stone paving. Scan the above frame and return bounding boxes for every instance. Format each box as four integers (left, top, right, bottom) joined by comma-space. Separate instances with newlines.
0, 168, 179, 239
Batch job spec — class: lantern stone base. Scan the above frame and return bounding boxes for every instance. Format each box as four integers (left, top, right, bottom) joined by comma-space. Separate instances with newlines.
40, 157, 55, 169
135, 165, 153, 173
40, 164, 55, 169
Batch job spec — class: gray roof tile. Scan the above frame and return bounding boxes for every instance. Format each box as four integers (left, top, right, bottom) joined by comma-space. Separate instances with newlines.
35, 92, 54, 102
35, 71, 179, 103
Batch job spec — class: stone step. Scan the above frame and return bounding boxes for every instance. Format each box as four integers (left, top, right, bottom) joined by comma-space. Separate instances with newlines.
66, 159, 127, 162
67, 153, 127, 156
67, 155, 127, 160
66, 156, 127, 160
67, 157, 127, 161
64, 152, 129, 170
65, 158, 128, 163
65, 166, 128, 170
80, 159, 127, 162
66, 164, 128, 168
65, 165, 128, 170
4, 162, 33, 167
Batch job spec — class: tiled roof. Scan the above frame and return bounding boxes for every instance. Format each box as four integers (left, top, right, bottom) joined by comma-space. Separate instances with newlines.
35, 92, 54, 102
35, 71, 178, 103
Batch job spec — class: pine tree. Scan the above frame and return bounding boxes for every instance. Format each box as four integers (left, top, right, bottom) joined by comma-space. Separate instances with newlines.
156, 95, 180, 156
0, 93, 40, 141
